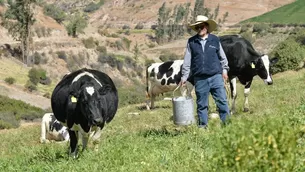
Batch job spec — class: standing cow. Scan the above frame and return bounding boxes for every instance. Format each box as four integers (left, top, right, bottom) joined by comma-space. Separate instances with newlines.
220, 35, 278, 113
40, 113, 69, 143
51, 68, 118, 158
146, 60, 194, 110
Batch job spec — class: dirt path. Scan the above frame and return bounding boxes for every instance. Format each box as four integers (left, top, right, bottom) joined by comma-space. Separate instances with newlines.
0, 81, 51, 110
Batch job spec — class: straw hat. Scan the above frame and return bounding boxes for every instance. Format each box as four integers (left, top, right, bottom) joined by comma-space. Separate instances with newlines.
189, 15, 217, 33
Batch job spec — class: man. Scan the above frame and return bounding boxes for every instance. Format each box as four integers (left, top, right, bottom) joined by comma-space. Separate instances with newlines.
180, 15, 230, 128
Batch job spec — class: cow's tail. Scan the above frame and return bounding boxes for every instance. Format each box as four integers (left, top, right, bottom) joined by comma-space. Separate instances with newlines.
145, 66, 150, 99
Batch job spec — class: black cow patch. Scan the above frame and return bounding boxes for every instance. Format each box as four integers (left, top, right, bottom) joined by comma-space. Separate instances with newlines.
157, 61, 174, 80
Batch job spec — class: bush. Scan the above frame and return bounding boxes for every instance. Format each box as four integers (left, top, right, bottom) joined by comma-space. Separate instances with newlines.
82, 37, 98, 49
121, 37, 131, 50
212, 116, 298, 171
159, 51, 181, 62
240, 31, 255, 43
39, 77, 52, 85
33, 51, 42, 65
43, 4, 66, 23
83, 0, 104, 13
28, 68, 47, 85
240, 24, 252, 33
56, 51, 67, 61
135, 22, 144, 29
145, 59, 155, 66
25, 80, 37, 92
0, 112, 20, 129
96, 46, 107, 54
270, 38, 305, 74
253, 23, 270, 34
122, 25, 130, 30
4, 77, 16, 85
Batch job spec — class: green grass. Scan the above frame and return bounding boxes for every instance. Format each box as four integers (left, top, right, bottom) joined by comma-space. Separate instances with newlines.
242, 0, 305, 24
1, 69, 305, 171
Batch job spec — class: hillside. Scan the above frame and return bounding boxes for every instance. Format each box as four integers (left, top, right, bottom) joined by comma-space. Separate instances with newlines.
243, 0, 305, 24
89, 0, 294, 28
0, 0, 299, 109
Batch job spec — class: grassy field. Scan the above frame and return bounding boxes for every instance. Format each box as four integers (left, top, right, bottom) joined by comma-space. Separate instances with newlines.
1, 69, 305, 171
0, 58, 57, 95
242, 0, 305, 24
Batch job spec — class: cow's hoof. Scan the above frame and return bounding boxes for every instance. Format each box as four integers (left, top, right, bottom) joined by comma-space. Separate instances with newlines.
243, 108, 249, 112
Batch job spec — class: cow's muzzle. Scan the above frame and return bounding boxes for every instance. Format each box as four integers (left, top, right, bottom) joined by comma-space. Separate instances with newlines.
92, 117, 103, 125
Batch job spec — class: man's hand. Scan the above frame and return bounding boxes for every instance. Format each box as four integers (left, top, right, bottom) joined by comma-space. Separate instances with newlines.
222, 73, 228, 81
179, 80, 186, 86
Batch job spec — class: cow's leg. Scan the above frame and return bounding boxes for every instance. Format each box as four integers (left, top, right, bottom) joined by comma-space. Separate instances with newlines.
230, 78, 237, 114
68, 130, 78, 158
40, 121, 47, 143
150, 95, 156, 110
81, 132, 90, 151
243, 81, 252, 112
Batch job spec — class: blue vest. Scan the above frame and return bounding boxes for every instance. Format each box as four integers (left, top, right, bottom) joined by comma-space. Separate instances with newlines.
188, 34, 222, 77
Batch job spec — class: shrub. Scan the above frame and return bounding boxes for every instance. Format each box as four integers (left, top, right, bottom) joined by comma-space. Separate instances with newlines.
145, 59, 155, 66
33, 51, 42, 65
240, 24, 251, 33
98, 29, 110, 37
122, 37, 131, 50
43, 4, 66, 23
159, 51, 181, 62
96, 46, 107, 54
56, 51, 67, 61
135, 22, 144, 29
82, 37, 98, 49
270, 38, 305, 74
212, 116, 298, 171
43, 92, 51, 99
122, 25, 130, 30
0, 112, 20, 129
25, 80, 37, 92
4, 77, 16, 85
240, 31, 255, 43
253, 23, 270, 34
83, 0, 104, 13
28, 68, 47, 85
39, 77, 52, 85
115, 40, 124, 50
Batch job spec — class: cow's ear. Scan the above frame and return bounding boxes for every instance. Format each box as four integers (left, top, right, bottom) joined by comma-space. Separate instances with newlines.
270, 57, 279, 65
98, 84, 111, 95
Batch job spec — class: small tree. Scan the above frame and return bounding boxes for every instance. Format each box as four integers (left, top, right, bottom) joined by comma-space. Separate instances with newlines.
133, 42, 140, 60
3, 0, 36, 66
66, 13, 88, 37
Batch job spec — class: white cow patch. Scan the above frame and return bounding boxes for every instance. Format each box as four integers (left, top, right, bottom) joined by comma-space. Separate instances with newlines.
86, 86, 95, 96
72, 71, 103, 87
261, 55, 272, 83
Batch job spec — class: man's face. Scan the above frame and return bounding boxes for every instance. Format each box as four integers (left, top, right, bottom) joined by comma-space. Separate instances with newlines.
195, 23, 209, 36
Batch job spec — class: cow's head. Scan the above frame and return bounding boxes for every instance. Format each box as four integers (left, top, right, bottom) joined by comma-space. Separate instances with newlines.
76, 83, 108, 126
253, 55, 278, 85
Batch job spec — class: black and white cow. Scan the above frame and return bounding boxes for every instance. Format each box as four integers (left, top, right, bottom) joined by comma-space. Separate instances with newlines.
146, 60, 194, 110
40, 113, 69, 144
51, 68, 118, 158
220, 35, 278, 113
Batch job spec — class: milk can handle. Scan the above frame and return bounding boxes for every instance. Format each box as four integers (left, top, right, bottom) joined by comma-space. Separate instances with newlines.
173, 85, 181, 98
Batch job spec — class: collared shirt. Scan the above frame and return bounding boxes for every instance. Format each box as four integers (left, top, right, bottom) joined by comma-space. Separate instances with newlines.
181, 34, 229, 82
